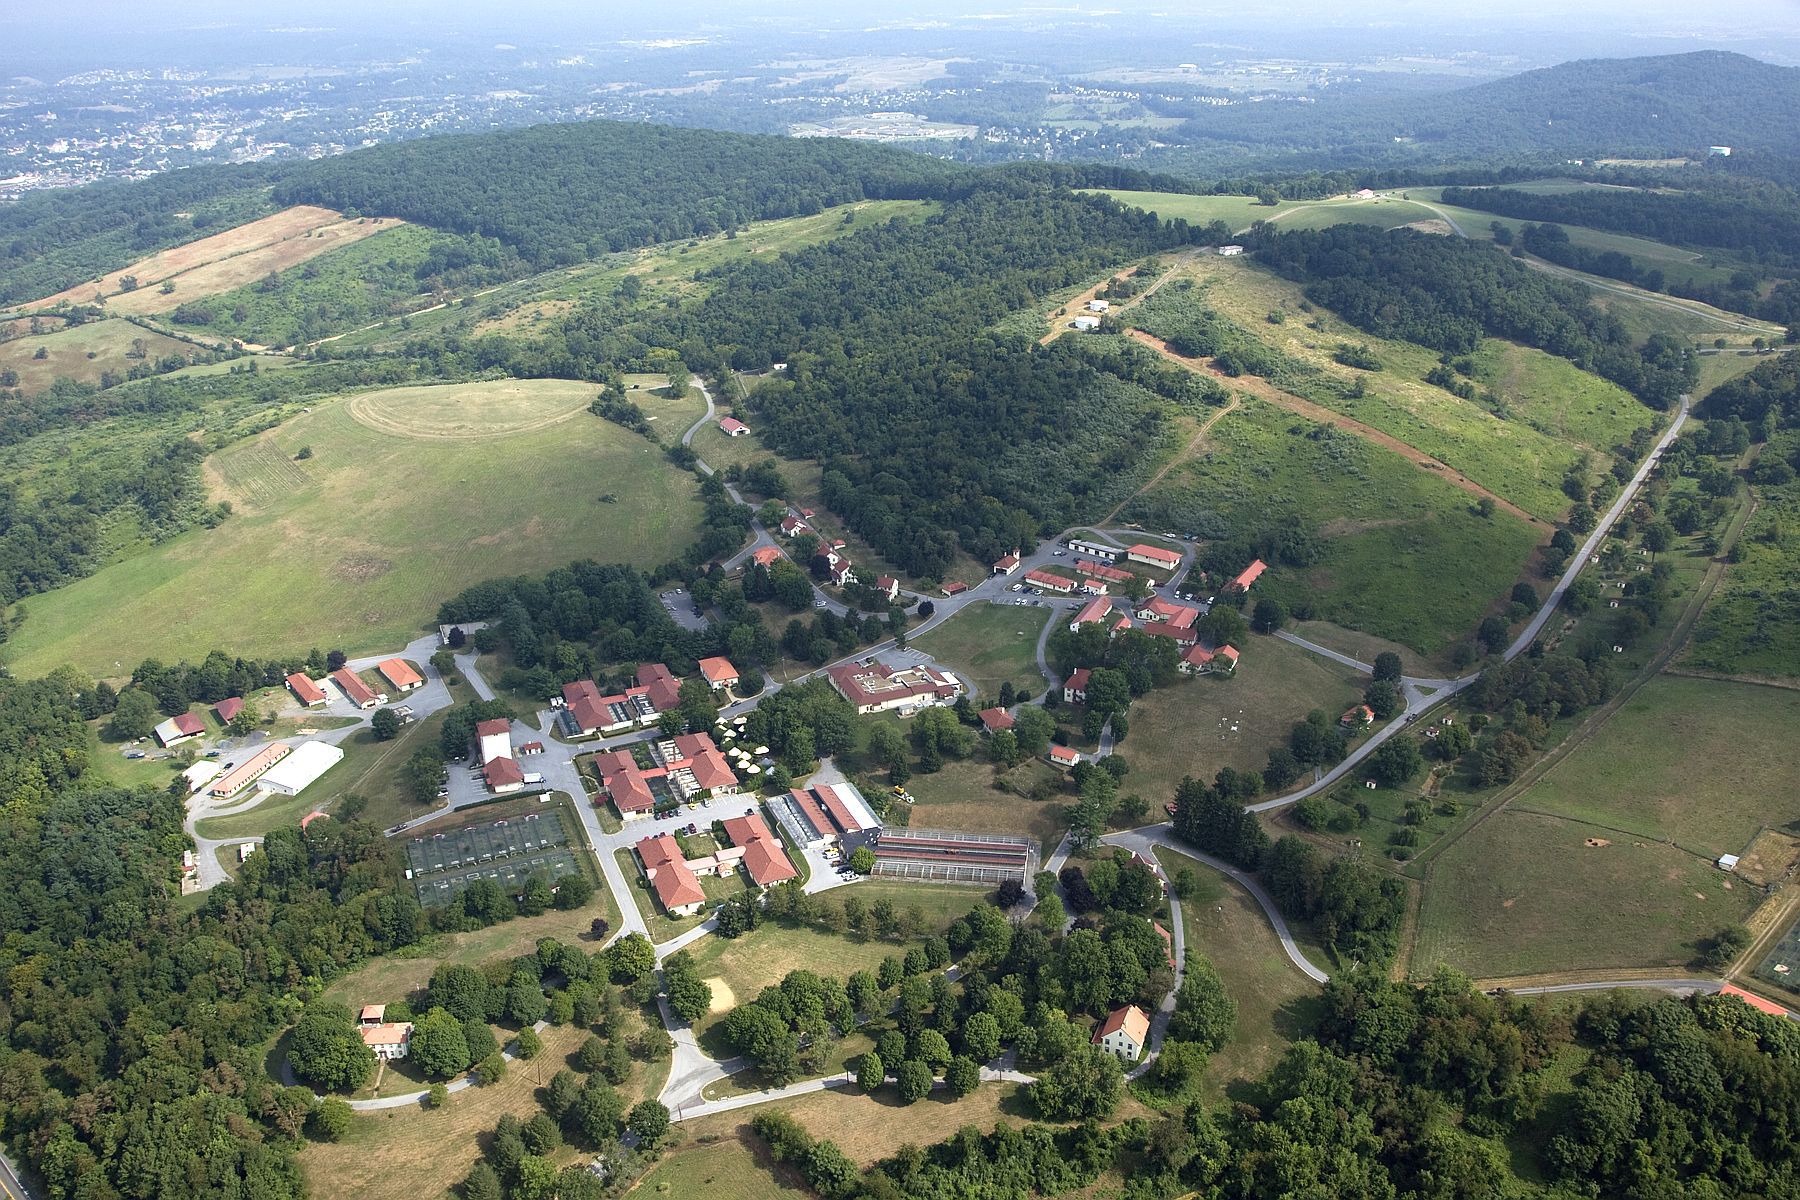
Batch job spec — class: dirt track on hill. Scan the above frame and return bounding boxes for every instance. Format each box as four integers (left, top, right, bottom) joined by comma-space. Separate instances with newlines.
1102, 397, 1240, 524
1125, 329, 1544, 527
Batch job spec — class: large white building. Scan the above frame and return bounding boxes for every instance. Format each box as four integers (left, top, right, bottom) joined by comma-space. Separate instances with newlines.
259, 741, 346, 797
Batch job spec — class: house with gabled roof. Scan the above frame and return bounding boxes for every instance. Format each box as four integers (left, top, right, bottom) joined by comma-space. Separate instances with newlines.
1063, 668, 1091, 703
1093, 1004, 1150, 1060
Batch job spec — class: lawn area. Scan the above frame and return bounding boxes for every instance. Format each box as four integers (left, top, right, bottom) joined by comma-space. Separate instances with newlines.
8, 379, 706, 677
911, 601, 1052, 703
295, 1019, 595, 1200
831, 878, 989, 931
630, 1130, 810, 1200
1092, 190, 1442, 236
764, 1081, 1030, 1165
1508, 675, 1800, 860
1126, 397, 1543, 657
1155, 848, 1323, 1099
1413, 809, 1759, 980
1119, 636, 1365, 804
0, 317, 197, 394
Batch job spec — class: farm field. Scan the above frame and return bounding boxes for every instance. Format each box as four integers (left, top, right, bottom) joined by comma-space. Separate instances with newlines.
1155, 848, 1322, 1099
1509, 675, 1800, 860
1124, 397, 1542, 658
1178, 256, 1647, 521
7, 379, 706, 677
0, 317, 199, 393
26, 206, 401, 314
1120, 636, 1365, 803
912, 602, 1052, 703
1413, 808, 1759, 980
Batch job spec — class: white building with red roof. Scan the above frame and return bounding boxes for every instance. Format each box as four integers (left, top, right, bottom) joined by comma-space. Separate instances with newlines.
750, 545, 784, 569
476, 717, 513, 764
1063, 668, 1091, 703
331, 668, 385, 709
1069, 596, 1113, 631
874, 575, 900, 601
697, 656, 740, 692
718, 416, 750, 436
286, 673, 328, 707
978, 707, 1015, 733
1231, 558, 1268, 592
1093, 1004, 1150, 1060
1048, 743, 1080, 770
482, 756, 525, 794
1125, 543, 1182, 571
1024, 568, 1075, 594
377, 658, 424, 692
992, 551, 1021, 576
154, 712, 206, 748
721, 811, 799, 888
1136, 596, 1199, 627
635, 834, 707, 917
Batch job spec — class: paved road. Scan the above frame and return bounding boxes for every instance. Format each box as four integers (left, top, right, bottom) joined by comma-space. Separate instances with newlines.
1254, 393, 1691, 812
1107, 825, 1330, 984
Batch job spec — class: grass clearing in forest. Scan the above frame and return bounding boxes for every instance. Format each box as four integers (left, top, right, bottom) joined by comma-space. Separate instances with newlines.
8, 379, 705, 676
912, 602, 1052, 703
0, 318, 198, 393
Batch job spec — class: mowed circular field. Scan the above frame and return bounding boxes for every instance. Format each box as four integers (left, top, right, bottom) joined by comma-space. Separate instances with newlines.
346, 379, 595, 440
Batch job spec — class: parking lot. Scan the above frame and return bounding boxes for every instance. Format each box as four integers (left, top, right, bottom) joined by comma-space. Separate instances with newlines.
659, 586, 712, 632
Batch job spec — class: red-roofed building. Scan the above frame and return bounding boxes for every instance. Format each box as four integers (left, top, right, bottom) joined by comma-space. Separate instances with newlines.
1719, 984, 1793, 1017
286, 673, 327, 707
215, 696, 245, 724
1153, 921, 1176, 968
992, 551, 1021, 576
1141, 621, 1200, 646
718, 416, 750, 436
681, 747, 740, 794
1215, 645, 1240, 673
1342, 704, 1375, 729
1070, 596, 1113, 631
635, 834, 706, 916
751, 545, 783, 569
874, 575, 900, 601
476, 718, 512, 764
941, 581, 968, 596
483, 756, 525, 794
1024, 568, 1075, 594
1181, 643, 1240, 675
377, 658, 424, 692
1074, 559, 1133, 585
827, 559, 858, 587
360, 1022, 414, 1061
638, 663, 682, 712
978, 707, 1015, 733
1049, 743, 1080, 770
779, 515, 812, 538
721, 811, 798, 887
1231, 559, 1268, 592
1109, 614, 1132, 636
1137, 596, 1199, 628
698, 656, 739, 692
1126, 543, 1182, 570
154, 711, 206, 748
1093, 1004, 1150, 1060
331, 668, 384, 709
594, 749, 658, 818
1064, 668, 1091, 703
826, 660, 962, 715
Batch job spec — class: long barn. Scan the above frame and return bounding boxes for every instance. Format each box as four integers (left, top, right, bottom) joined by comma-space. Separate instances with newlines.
870, 828, 1036, 885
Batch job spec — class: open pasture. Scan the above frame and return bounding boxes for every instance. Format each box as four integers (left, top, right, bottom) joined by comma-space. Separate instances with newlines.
0, 318, 197, 394
6, 379, 705, 676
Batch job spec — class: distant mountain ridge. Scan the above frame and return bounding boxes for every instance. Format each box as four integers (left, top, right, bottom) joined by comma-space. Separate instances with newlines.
1155, 50, 1800, 171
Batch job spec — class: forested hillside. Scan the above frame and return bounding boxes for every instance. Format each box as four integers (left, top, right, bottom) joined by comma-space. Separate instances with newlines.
273, 120, 971, 266
1251, 224, 1697, 408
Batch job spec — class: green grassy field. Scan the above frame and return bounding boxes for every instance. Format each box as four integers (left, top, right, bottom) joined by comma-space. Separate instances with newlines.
1413, 808, 1758, 980
8, 379, 706, 677
1126, 397, 1542, 657
631, 1135, 808, 1200
0, 317, 198, 394
1156, 848, 1322, 1099
1509, 675, 1800, 859
1120, 637, 1364, 804
879, 751, 1070, 855
912, 602, 1052, 703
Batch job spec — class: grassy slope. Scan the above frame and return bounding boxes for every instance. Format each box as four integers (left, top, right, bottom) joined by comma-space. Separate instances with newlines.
1683, 462, 1800, 679
911, 602, 1053, 703
7, 379, 705, 677
1511, 674, 1800, 858
1091, 189, 1442, 236
1190, 256, 1648, 522
0, 318, 198, 393
1126, 397, 1541, 657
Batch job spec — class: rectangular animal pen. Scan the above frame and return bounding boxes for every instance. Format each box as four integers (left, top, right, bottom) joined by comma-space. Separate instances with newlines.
406, 810, 575, 904
870, 827, 1036, 885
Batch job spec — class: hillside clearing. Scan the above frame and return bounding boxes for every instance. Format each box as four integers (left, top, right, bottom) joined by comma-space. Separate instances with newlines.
7, 379, 705, 676
0, 318, 200, 394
